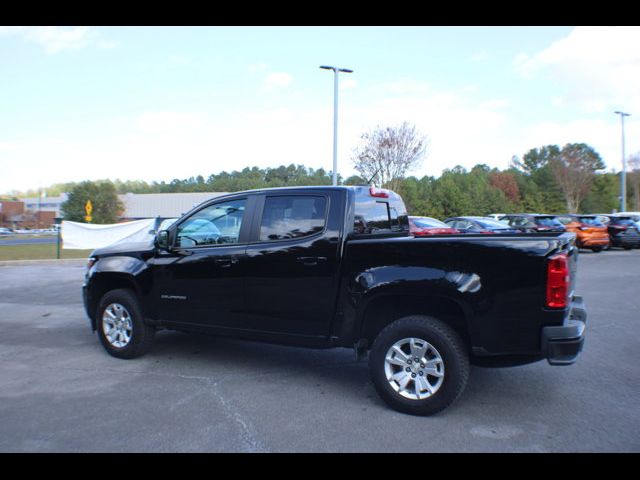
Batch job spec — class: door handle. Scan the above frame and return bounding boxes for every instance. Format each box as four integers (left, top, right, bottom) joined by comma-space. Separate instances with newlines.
215, 258, 239, 268
296, 256, 327, 266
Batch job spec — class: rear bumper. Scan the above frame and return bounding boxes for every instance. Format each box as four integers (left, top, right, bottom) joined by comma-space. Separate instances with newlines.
541, 295, 587, 365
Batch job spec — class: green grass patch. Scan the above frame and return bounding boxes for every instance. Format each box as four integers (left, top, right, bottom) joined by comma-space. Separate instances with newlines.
0, 244, 93, 261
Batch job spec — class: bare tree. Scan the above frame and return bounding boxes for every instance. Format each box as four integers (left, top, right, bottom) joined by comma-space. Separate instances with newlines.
351, 122, 428, 192
550, 143, 605, 212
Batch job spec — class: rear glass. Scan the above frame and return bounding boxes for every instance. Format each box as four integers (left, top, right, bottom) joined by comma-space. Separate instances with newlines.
354, 201, 391, 233
353, 187, 409, 235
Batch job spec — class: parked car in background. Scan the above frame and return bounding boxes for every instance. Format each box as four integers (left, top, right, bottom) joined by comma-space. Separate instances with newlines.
553, 214, 610, 252
443, 216, 520, 234
618, 212, 640, 232
0, 227, 13, 235
499, 214, 566, 233
408, 216, 459, 236
596, 215, 640, 250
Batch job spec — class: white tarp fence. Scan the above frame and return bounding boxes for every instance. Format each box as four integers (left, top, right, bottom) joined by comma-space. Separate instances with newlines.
61, 219, 156, 249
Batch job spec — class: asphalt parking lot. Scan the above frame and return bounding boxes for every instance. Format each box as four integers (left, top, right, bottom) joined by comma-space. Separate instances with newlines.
1, 250, 639, 453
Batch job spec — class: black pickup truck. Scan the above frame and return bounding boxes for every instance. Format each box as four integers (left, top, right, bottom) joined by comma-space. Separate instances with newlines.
82, 186, 587, 415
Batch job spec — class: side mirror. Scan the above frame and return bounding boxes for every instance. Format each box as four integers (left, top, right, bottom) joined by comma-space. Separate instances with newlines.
155, 230, 171, 250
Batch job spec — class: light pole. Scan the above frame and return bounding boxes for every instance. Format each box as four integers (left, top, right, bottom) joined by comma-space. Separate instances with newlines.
320, 65, 353, 186
614, 110, 631, 212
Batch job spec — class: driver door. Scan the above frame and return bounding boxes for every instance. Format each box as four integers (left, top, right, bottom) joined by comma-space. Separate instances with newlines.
153, 196, 253, 329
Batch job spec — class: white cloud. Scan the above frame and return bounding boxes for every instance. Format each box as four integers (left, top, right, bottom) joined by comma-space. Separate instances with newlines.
263, 72, 292, 89
340, 77, 357, 91
369, 80, 430, 96
514, 26, 640, 113
0, 26, 111, 54
135, 111, 207, 133
471, 50, 489, 62
247, 63, 269, 73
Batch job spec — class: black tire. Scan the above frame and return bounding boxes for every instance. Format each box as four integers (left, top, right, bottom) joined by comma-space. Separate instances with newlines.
368, 315, 469, 416
96, 288, 155, 359
623, 246, 633, 250
591, 247, 602, 253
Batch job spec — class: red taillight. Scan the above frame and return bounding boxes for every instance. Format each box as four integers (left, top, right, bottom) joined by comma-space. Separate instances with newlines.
546, 252, 569, 308
369, 186, 389, 198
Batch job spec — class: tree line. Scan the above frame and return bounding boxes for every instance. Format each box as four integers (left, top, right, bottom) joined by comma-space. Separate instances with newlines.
58, 159, 627, 224
7, 122, 638, 223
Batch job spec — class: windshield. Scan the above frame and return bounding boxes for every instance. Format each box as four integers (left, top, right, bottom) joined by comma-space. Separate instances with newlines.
535, 217, 564, 227
577, 217, 603, 226
412, 217, 448, 228
612, 218, 636, 226
476, 218, 514, 229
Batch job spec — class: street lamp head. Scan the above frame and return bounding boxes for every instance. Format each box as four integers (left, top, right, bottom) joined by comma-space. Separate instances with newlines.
614, 111, 631, 117
319, 66, 353, 74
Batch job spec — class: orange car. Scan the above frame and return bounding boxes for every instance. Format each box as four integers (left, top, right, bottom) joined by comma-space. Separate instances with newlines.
554, 214, 610, 252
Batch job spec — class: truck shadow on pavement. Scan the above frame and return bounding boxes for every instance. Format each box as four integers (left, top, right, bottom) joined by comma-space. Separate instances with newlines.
141, 330, 563, 415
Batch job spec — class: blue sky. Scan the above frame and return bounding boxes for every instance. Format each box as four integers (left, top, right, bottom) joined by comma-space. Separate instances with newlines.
1, 26, 639, 194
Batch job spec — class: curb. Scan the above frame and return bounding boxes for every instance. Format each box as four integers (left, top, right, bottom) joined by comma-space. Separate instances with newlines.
0, 258, 88, 267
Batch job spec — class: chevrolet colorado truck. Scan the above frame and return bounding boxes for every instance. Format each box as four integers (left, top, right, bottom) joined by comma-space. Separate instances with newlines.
82, 186, 587, 415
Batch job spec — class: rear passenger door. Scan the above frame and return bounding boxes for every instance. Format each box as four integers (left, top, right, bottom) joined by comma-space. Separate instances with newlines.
242, 191, 343, 337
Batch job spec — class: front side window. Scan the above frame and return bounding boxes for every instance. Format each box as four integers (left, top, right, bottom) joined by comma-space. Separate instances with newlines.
260, 196, 326, 241
176, 199, 246, 247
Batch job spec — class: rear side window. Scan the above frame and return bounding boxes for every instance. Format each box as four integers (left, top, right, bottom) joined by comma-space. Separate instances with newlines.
259, 196, 327, 241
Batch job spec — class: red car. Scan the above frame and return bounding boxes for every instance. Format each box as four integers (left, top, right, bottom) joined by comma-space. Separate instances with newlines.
409, 216, 459, 236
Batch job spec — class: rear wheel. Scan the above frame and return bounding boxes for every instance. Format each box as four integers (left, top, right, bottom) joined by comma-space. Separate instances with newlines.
369, 315, 469, 416
96, 289, 155, 359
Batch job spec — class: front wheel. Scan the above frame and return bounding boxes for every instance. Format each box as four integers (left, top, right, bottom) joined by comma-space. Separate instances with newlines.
96, 288, 155, 359
368, 315, 469, 416
591, 247, 603, 253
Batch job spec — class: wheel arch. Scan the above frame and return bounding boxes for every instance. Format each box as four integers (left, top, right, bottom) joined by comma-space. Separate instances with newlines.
358, 294, 472, 352
86, 273, 141, 331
